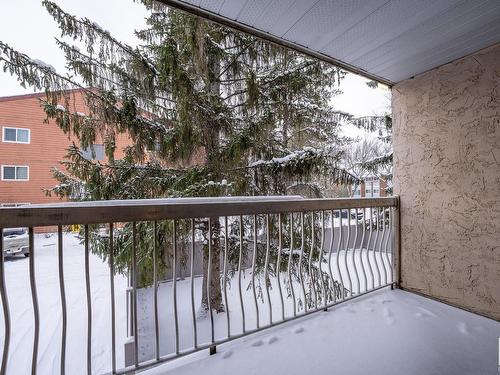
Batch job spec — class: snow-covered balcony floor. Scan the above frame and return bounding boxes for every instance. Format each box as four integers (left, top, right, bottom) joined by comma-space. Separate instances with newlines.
148, 289, 500, 375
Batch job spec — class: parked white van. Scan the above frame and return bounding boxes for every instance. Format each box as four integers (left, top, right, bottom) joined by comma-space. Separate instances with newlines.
2, 228, 29, 257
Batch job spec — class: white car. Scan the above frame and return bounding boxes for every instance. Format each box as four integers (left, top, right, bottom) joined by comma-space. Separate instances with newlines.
2, 228, 29, 257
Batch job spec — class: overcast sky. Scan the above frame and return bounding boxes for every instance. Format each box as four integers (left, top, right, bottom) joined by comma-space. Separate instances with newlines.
0, 0, 390, 138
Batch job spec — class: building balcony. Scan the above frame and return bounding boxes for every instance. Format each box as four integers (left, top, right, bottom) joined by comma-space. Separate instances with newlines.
0, 196, 498, 374
0, 1, 499, 374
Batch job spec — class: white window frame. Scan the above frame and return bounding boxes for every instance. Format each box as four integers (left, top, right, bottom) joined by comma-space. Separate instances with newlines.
1, 165, 29, 181
353, 185, 361, 196
81, 144, 105, 161
2, 127, 30, 144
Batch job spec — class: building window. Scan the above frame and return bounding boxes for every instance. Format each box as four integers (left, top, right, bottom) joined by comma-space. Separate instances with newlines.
81, 144, 105, 161
353, 185, 361, 196
372, 180, 380, 197
2, 127, 30, 144
1, 166, 29, 181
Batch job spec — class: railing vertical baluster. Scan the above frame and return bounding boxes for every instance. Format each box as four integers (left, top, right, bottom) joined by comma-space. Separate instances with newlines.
264, 214, 272, 325
298, 213, 307, 312
0, 228, 11, 375
326, 211, 335, 304
57, 225, 67, 375
84, 225, 92, 375
172, 220, 180, 354
393, 202, 401, 288
29, 227, 39, 375
223, 217, 231, 337
190, 219, 198, 348
109, 223, 116, 373
366, 209, 375, 290
132, 223, 139, 367
384, 208, 392, 284
336, 211, 345, 300
379, 208, 388, 285
251, 215, 260, 329
308, 212, 318, 309
153, 221, 160, 361
389, 208, 395, 284
207, 218, 215, 352
344, 210, 352, 298
373, 208, 381, 287
287, 213, 297, 317
319, 211, 326, 308
237, 216, 245, 333
207, 217, 215, 350
358, 209, 367, 293
276, 214, 285, 321
351, 210, 360, 295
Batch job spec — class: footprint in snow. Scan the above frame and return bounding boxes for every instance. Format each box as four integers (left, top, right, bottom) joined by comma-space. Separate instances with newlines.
346, 308, 357, 314
221, 350, 233, 359
457, 322, 469, 335
293, 327, 304, 334
417, 307, 437, 318
251, 339, 264, 347
267, 336, 279, 344
383, 307, 395, 326
381, 299, 392, 304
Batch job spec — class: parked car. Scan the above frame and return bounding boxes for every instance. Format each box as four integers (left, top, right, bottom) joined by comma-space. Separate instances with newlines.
2, 228, 29, 257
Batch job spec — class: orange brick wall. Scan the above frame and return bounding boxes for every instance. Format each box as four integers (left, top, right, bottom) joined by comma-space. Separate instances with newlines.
0, 90, 130, 206
349, 178, 388, 198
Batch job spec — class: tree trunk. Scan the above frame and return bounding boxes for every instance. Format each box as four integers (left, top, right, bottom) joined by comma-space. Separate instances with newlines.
200, 46, 224, 313
200, 218, 224, 312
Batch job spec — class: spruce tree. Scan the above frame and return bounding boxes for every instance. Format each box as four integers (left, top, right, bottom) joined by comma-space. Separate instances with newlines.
0, 1, 356, 312
351, 82, 393, 194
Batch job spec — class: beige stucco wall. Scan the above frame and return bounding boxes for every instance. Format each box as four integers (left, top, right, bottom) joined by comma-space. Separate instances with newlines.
392, 43, 500, 320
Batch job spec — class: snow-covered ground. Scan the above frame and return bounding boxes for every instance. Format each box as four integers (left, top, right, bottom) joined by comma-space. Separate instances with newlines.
136, 246, 392, 361
2, 232, 496, 375
0, 233, 128, 375
148, 289, 500, 375
0, 230, 392, 374
0, 233, 396, 374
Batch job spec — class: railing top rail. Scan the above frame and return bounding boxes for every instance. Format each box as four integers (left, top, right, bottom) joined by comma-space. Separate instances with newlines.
0, 196, 398, 228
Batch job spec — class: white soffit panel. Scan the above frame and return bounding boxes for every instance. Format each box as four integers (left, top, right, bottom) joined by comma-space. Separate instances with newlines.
160, 0, 500, 85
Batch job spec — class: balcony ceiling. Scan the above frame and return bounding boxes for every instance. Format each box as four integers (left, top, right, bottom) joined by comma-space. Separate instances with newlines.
160, 0, 500, 86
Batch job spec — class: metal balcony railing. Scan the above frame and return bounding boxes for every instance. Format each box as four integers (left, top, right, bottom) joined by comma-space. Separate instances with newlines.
0, 196, 400, 374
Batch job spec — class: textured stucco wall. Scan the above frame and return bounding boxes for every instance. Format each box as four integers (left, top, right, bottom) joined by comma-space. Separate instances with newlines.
392, 43, 500, 320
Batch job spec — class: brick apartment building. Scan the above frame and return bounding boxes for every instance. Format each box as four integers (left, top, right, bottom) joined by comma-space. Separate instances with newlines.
351, 175, 388, 198
0, 90, 130, 207
1, 89, 384, 207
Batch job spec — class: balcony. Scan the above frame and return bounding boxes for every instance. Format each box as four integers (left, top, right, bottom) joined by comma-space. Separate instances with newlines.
0, 196, 498, 374
149, 288, 499, 375
1, 0, 499, 374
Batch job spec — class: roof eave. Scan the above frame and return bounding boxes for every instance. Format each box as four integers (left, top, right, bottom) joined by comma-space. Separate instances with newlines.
157, 0, 394, 87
